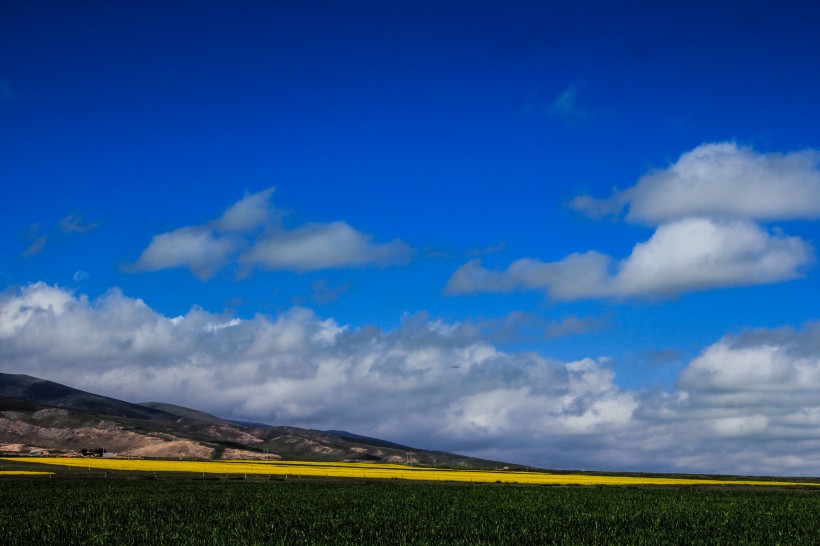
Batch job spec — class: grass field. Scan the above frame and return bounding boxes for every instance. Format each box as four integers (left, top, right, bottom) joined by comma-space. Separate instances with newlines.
2, 478, 820, 545
3, 457, 820, 544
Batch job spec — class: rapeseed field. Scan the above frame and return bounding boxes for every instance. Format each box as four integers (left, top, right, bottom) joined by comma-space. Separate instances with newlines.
6, 457, 818, 487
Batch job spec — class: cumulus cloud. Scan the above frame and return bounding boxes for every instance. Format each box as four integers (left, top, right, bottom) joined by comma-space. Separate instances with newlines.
242, 222, 412, 272
5, 283, 820, 474
445, 252, 609, 298
128, 188, 412, 278
447, 218, 812, 299
678, 324, 820, 395
215, 188, 275, 232
636, 323, 820, 475
562, 322, 820, 475
570, 142, 820, 225
129, 227, 236, 280
452, 143, 820, 300
0, 283, 635, 465
613, 218, 812, 296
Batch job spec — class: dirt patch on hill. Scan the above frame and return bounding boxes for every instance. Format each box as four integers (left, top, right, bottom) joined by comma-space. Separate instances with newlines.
219, 448, 281, 460
0, 417, 214, 458
128, 440, 213, 459
203, 424, 264, 444
32, 408, 71, 421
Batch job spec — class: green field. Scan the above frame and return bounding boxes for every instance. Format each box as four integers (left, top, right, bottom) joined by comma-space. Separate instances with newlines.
2, 478, 820, 545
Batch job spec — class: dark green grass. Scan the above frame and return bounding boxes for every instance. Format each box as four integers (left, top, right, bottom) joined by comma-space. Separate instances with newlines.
2, 479, 820, 545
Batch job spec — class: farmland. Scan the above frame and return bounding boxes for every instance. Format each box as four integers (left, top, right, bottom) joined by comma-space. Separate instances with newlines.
2, 478, 820, 545
8, 456, 820, 487
3, 458, 820, 544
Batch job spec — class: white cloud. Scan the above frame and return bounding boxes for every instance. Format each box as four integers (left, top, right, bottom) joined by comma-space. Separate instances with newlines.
129, 227, 235, 280
0, 283, 75, 337
242, 221, 412, 272
677, 325, 820, 394
128, 187, 412, 277
710, 415, 769, 437
447, 218, 812, 300
570, 142, 820, 225
8, 283, 820, 475
215, 188, 275, 232
637, 323, 820, 473
0, 283, 635, 466
453, 143, 820, 301
5, 283, 820, 474
445, 252, 614, 299
613, 218, 812, 296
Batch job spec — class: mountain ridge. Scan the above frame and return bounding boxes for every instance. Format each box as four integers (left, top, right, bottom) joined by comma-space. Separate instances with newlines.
0, 372, 512, 469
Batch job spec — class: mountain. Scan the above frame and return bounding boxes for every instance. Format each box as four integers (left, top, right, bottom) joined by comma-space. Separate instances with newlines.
0, 372, 509, 468
139, 402, 236, 426
0, 373, 179, 421
325, 430, 416, 451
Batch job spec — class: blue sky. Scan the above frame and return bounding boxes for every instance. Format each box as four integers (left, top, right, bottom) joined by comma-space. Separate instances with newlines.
3, 1, 820, 475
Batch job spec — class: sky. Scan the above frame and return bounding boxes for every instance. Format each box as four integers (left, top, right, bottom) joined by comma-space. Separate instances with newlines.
3, 0, 820, 475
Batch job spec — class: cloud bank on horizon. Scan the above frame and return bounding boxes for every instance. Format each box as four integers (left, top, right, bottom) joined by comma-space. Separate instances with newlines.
3, 281, 820, 476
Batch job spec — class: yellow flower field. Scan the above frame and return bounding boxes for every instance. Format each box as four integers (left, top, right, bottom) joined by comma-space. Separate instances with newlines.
5, 457, 818, 487
0, 470, 54, 476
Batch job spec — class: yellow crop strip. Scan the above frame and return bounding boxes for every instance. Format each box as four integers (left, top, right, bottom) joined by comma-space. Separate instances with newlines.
0, 470, 54, 476
5, 457, 818, 487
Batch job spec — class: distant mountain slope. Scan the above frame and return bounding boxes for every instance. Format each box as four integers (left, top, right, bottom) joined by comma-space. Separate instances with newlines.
0, 373, 178, 421
139, 401, 236, 426
0, 372, 513, 469
325, 430, 416, 451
